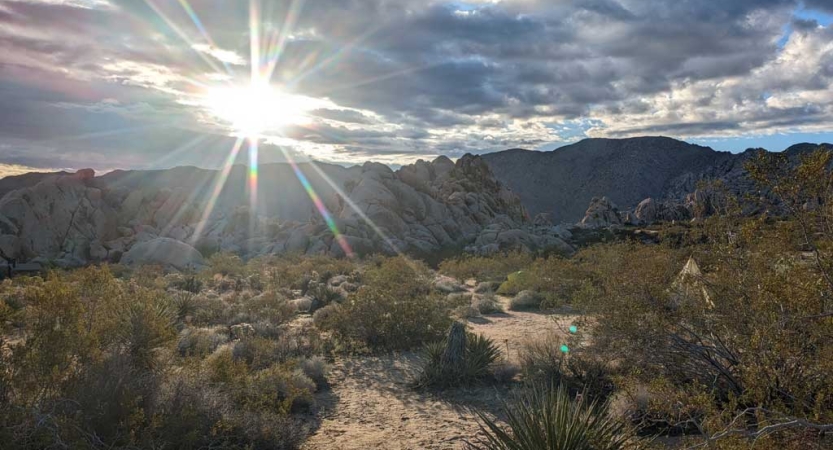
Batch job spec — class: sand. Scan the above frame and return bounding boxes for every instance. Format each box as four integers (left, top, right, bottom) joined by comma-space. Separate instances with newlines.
301, 293, 579, 449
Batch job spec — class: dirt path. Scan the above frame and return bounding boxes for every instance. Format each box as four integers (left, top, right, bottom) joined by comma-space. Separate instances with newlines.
302, 289, 578, 449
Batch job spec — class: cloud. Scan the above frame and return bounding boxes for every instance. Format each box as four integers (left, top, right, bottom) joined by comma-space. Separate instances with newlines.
0, 0, 831, 171
0, 162, 58, 178
191, 44, 246, 66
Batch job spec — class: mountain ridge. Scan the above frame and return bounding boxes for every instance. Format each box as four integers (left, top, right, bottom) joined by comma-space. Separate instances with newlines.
481, 136, 831, 223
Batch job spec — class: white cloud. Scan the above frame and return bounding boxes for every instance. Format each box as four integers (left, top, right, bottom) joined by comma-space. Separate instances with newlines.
0, 163, 57, 178
2, 0, 111, 9
191, 44, 247, 66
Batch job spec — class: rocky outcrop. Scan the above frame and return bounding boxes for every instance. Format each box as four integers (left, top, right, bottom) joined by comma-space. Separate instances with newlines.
634, 198, 657, 224
0, 155, 560, 266
578, 197, 622, 229
121, 238, 205, 270
0, 170, 119, 267
484, 138, 832, 224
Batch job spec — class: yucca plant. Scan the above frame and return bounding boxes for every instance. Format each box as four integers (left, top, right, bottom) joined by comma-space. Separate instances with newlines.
415, 323, 501, 388
471, 384, 636, 450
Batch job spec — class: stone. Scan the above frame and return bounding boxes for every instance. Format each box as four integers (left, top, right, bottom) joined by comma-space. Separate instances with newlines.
579, 196, 623, 228
121, 238, 205, 270
634, 198, 657, 224
0, 234, 23, 260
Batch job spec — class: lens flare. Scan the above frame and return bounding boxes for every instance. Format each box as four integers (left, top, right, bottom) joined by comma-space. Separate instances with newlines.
560, 344, 570, 354
281, 149, 354, 258
569, 325, 578, 334
190, 137, 245, 245
248, 138, 259, 210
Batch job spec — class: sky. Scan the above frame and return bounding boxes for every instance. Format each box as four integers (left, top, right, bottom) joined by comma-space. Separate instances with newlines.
0, 0, 832, 177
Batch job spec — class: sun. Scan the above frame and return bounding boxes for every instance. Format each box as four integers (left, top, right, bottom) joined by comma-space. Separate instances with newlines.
203, 82, 318, 138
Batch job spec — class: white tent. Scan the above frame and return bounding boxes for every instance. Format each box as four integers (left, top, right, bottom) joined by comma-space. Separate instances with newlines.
670, 257, 714, 308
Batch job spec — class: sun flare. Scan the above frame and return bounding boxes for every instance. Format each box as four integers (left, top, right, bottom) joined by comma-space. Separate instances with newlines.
203, 82, 319, 138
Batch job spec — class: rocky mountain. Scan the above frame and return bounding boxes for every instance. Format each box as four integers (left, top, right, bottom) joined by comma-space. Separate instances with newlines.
482, 137, 738, 224
514, 138, 832, 229
0, 155, 572, 268
3, 137, 831, 268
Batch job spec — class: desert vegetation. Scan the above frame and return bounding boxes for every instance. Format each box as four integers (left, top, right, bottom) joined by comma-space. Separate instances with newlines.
1, 151, 832, 449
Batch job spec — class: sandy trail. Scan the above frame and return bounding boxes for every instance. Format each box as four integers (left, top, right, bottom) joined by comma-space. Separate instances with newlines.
302, 292, 578, 449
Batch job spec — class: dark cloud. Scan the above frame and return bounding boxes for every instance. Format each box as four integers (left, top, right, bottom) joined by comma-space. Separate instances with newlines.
0, 0, 830, 172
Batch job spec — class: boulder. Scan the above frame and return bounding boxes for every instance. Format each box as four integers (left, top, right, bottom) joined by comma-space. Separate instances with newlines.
579, 196, 622, 229
121, 238, 205, 270
634, 198, 657, 224
0, 235, 23, 260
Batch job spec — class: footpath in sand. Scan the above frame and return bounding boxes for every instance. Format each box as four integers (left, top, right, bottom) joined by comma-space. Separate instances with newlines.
301, 290, 578, 450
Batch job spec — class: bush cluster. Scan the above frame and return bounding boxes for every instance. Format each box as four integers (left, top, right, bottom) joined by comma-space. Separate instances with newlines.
317, 256, 452, 350
0, 262, 329, 450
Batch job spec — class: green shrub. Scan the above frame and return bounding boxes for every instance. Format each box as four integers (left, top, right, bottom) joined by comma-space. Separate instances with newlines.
471, 384, 636, 450
439, 252, 534, 282
0, 258, 339, 450
326, 257, 451, 350
519, 332, 614, 402
415, 323, 501, 388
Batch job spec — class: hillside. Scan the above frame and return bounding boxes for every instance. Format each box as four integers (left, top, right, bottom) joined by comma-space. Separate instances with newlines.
482, 137, 736, 223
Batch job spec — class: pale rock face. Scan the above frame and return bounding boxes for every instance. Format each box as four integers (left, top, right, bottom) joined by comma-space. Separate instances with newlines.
634, 198, 657, 224
121, 238, 205, 270
0, 170, 119, 262
579, 196, 623, 229
628, 197, 692, 225
0, 155, 571, 266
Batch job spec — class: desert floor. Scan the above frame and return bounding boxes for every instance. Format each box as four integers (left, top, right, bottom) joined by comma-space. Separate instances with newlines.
301, 286, 578, 450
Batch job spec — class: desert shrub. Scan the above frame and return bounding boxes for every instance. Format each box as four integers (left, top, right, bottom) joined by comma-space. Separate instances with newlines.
453, 304, 481, 320
243, 364, 317, 414
474, 281, 501, 294
232, 336, 283, 370
415, 323, 501, 388
447, 291, 474, 305
519, 332, 615, 402
439, 251, 534, 282
434, 275, 467, 293
471, 384, 636, 450
177, 326, 229, 357
170, 290, 198, 323
571, 154, 833, 446
116, 290, 178, 369
497, 257, 591, 305
299, 356, 329, 387
190, 293, 229, 326
307, 282, 343, 307
235, 291, 295, 325
207, 252, 246, 277
325, 257, 451, 350
510, 290, 542, 310
492, 361, 521, 383
290, 296, 314, 313
168, 272, 203, 293
473, 293, 503, 314
312, 303, 341, 329
254, 254, 356, 292
0, 263, 325, 450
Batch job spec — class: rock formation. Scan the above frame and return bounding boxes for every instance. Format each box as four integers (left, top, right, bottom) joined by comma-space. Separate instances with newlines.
578, 196, 622, 228
120, 238, 206, 270
0, 154, 571, 267
483, 137, 832, 224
